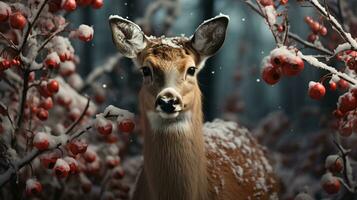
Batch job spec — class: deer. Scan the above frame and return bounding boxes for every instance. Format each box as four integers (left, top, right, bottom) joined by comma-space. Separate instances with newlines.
109, 14, 279, 200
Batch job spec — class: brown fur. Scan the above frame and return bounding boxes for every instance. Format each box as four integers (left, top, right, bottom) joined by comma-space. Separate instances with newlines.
132, 40, 279, 200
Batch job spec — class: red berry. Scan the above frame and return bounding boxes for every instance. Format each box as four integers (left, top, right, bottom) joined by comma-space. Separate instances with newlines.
105, 134, 119, 144
39, 82, 53, 98
118, 119, 135, 133
281, 57, 304, 76
333, 109, 344, 118
106, 156, 120, 168
319, 26, 327, 36
47, 80, 59, 94
277, 24, 285, 33
270, 55, 286, 68
57, 95, 72, 107
63, 0, 77, 11
307, 33, 317, 43
68, 140, 88, 155
325, 155, 343, 173
329, 82, 337, 91
33, 132, 50, 151
83, 148, 97, 163
64, 157, 79, 174
259, 0, 274, 6
262, 65, 281, 85
280, 0, 288, 5
10, 12, 27, 30
40, 152, 60, 169
45, 58, 59, 69
36, 108, 49, 121
321, 173, 341, 194
40, 97, 54, 110
91, 0, 103, 9
112, 166, 125, 179
308, 82, 326, 100
25, 179, 42, 196
337, 79, 349, 91
54, 159, 70, 178
304, 16, 313, 24
338, 93, 357, 113
0, 2, 11, 22
97, 123, 112, 135
347, 57, 357, 70
310, 21, 321, 34
0, 59, 11, 70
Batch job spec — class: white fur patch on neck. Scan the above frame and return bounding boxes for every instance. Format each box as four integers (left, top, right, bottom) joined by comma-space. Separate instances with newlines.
147, 111, 192, 134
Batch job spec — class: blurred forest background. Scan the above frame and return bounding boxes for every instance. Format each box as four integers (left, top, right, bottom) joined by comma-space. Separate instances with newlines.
68, 0, 334, 132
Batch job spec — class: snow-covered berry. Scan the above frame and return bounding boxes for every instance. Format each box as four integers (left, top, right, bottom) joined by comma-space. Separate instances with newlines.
47, 80, 59, 94
68, 139, 88, 155
36, 108, 49, 121
325, 155, 343, 173
321, 173, 341, 194
64, 156, 79, 174
308, 81, 325, 100
95, 116, 113, 135
77, 24, 94, 42
262, 65, 281, 85
0, 2, 11, 22
25, 178, 42, 196
118, 119, 135, 133
54, 158, 71, 178
10, 12, 27, 30
91, 0, 103, 9
33, 132, 52, 151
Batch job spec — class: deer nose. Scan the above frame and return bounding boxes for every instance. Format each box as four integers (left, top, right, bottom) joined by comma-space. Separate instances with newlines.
155, 88, 183, 114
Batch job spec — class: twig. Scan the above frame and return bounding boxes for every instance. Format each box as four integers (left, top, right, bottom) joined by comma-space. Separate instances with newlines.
243, 0, 334, 56
64, 97, 90, 135
19, 0, 50, 53
298, 52, 357, 85
0, 111, 120, 187
36, 23, 69, 54
288, 32, 333, 56
308, 0, 357, 50
0, 32, 18, 50
333, 140, 354, 191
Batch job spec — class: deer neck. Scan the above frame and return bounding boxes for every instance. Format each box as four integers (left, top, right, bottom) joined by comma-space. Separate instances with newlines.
140, 93, 209, 200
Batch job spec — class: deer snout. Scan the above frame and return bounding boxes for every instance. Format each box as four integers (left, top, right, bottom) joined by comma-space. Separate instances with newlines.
155, 88, 183, 116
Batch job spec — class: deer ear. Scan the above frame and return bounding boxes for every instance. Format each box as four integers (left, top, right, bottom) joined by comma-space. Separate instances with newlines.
109, 15, 147, 58
190, 14, 229, 57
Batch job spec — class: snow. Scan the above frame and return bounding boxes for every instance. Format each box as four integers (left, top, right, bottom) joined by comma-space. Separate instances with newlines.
294, 192, 314, 200
320, 172, 336, 185
298, 52, 357, 85
103, 105, 134, 121
0, 2, 11, 19
335, 43, 352, 54
263, 5, 276, 25
54, 158, 70, 171
77, 24, 93, 37
67, 73, 84, 90
325, 154, 341, 169
33, 132, 55, 148
59, 61, 76, 75
26, 178, 40, 190
203, 119, 275, 195
46, 52, 60, 64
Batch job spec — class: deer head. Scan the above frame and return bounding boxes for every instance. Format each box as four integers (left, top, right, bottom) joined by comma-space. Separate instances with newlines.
109, 15, 229, 131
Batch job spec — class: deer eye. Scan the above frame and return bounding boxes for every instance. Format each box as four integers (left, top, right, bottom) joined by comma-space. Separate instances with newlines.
141, 66, 152, 77
187, 67, 196, 76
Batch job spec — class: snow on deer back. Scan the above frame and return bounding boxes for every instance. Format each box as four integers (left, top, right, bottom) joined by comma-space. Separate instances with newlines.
204, 119, 278, 199
109, 14, 279, 200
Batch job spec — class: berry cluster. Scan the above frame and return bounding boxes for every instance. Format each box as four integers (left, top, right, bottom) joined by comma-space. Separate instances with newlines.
262, 46, 304, 85
304, 16, 328, 43
0, 1, 136, 199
